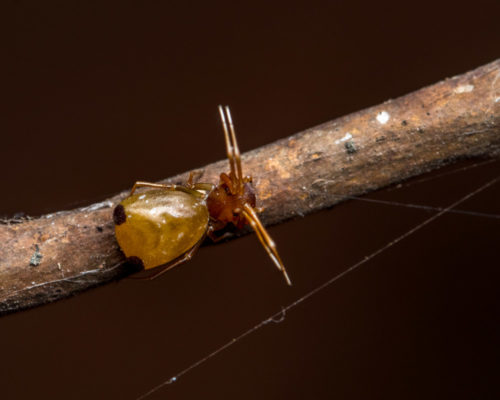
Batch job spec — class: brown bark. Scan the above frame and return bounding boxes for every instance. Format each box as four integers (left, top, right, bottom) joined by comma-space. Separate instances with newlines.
1, 59, 499, 315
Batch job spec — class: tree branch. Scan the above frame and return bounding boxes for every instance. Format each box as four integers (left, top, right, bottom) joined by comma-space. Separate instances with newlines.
1, 60, 499, 315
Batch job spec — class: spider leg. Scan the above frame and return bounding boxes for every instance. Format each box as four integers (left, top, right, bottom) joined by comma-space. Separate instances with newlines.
206, 225, 233, 243
191, 182, 215, 192
129, 234, 205, 280
130, 181, 179, 196
220, 172, 236, 194
241, 204, 292, 286
186, 171, 195, 187
219, 105, 237, 183
224, 105, 244, 192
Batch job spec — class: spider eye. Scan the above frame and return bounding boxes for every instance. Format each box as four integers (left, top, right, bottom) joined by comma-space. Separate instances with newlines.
224, 186, 231, 195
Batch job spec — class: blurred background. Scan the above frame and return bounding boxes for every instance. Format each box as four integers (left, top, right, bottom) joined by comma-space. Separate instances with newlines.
2, 1, 499, 399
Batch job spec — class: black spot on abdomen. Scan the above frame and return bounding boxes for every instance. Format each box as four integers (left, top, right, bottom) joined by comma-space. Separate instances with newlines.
113, 204, 126, 225
124, 256, 145, 272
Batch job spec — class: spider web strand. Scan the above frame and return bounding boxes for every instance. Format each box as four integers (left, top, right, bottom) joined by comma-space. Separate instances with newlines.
136, 175, 499, 399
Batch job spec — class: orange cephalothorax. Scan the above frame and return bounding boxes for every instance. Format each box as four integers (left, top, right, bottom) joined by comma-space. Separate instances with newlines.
207, 173, 256, 230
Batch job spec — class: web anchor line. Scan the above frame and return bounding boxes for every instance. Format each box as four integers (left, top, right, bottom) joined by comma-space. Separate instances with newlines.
332, 193, 500, 220
136, 175, 499, 400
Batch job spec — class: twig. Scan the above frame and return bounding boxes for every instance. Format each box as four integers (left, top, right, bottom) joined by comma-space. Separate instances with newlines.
1, 59, 499, 315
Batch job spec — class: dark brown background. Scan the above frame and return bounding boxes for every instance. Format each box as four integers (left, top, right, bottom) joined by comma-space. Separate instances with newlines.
2, 1, 499, 399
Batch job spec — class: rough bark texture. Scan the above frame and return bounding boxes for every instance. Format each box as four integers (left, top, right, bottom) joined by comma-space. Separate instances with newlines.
1, 60, 499, 315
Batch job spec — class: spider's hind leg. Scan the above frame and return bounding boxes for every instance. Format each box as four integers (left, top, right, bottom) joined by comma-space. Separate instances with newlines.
241, 204, 292, 286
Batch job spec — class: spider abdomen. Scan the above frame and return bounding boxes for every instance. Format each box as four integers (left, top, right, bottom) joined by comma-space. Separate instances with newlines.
114, 189, 209, 269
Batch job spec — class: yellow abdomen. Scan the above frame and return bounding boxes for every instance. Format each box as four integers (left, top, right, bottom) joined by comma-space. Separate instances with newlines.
114, 189, 209, 269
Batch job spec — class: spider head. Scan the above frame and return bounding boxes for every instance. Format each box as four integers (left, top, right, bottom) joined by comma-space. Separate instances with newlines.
207, 174, 256, 230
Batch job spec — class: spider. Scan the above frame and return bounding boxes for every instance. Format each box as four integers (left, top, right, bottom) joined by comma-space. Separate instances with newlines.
113, 106, 291, 285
